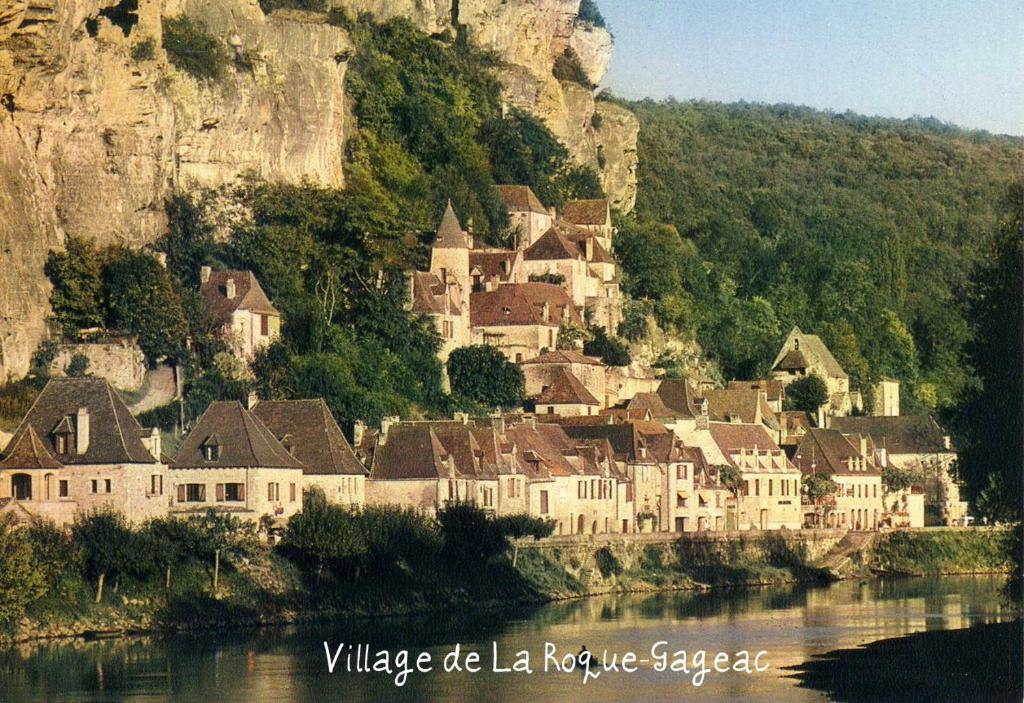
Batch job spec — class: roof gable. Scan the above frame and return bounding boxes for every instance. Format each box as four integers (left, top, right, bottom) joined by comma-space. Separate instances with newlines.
496, 185, 548, 215
252, 399, 365, 476
433, 201, 473, 249
173, 402, 303, 469
536, 368, 599, 406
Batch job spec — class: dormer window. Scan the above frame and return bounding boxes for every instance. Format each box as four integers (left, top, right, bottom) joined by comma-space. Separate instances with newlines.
56, 434, 68, 454
202, 434, 222, 462
51, 415, 74, 455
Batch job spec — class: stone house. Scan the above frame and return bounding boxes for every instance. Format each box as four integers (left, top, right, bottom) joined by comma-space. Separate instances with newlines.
470, 282, 580, 362
496, 185, 553, 248
709, 422, 803, 530
521, 349, 607, 406
251, 399, 366, 508
535, 367, 601, 416
200, 267, 281, 362
0, 377, 166, 526
727, 380, 785, 413
170, 401, 305, 522
792, 427, 884, 530
830, 415, 967, 525
771, 327, 857, 418
561, 198, 613, 250
703, 388, 782, 442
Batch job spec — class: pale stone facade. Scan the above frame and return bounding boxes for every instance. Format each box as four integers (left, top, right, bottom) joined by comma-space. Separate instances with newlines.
200, 268, 281, 362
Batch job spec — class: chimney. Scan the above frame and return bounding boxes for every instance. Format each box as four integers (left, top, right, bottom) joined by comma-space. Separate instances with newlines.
943, 435, 951, 450
754, 390, 765, 425
353, 420, 366, 447
491, 415, 505, 435
75, 407, 90, 455
584, 237, 594, 261
225, 278, 236, 300
542, 300, 550, 321
148, 426, 161, 461
200, 265, 212, 284
696, 398, 709, 430
246, 391, 258, 410
379, 416, 399, 446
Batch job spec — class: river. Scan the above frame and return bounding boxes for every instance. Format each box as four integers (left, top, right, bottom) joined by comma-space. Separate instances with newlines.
0, 575, 1017, 702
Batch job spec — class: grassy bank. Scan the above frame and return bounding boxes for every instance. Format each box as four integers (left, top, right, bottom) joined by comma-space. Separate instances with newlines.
869, 528, 1014, 576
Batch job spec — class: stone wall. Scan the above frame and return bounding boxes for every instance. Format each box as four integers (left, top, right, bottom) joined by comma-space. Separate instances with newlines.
51, 343, 147, 391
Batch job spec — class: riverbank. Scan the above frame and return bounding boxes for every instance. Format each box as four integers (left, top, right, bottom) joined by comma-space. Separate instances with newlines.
5, 527, 1013, 646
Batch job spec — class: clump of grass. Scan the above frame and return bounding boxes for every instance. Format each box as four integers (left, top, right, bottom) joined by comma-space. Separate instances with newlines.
131, 37, 155, 61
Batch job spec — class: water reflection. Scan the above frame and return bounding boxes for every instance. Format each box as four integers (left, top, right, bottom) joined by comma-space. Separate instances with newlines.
0, 575, 1014, 702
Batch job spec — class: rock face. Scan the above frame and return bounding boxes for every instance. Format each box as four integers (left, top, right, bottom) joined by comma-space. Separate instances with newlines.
0, 0, 636, 379
0, 0, 350, 378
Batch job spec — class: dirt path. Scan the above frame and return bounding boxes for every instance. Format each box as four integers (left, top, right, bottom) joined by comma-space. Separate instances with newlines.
129, 363, 179, 413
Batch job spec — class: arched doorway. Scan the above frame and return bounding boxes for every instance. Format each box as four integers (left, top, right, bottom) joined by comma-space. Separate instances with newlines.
591, 520, 598, 535
11, 473, 32, 500
577, 514, 585, 534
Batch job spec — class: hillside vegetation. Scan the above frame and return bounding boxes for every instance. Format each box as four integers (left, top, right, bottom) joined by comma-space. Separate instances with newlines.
614, 98, 1023, 413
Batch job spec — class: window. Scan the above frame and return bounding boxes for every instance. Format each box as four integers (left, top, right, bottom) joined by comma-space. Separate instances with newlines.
742, 480, 750, 497
625, 484, 633, 502
203, 444, 221, 462
755, 479, 760, 497
56, 434, 68, 454
677, 465, 688, 480
290, 483, 297, 502
591, 479, 596, 498
578, 481, 585, 499
260, 314, 269, 336
59, 480, 69, 497
150, 475, 163, 496
768, 479, 773, 497
540, 490, 549, 514
216, 483, 245, 502
677, 496, 687, 508
516, 353, 523, 363
268, 483, 280, 501
105, 479, 111, 493
178, 483, 205, 502
91, 479, 98, 494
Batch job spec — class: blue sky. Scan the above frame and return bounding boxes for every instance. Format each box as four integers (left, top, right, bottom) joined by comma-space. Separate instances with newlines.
598, 0, 1023, 136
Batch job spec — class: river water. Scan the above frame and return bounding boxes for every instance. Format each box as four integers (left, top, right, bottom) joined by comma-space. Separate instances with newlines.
0, 575, 1016, 702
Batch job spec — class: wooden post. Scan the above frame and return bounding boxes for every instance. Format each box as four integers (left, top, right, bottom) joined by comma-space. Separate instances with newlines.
213, 548, 220, 596
95, 572, 106, 604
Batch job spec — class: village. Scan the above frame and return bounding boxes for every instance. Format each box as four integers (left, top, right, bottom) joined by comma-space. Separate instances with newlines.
0, 185, 970, 539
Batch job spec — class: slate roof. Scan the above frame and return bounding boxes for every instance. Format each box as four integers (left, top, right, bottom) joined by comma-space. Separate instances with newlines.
200, 270, 279, 325
172, 401, 303, 469
536, 368, 599, 406
252, 399, 365, 476
523, 228, 584, 261
656, 379, 703, 419
727, 379, 785, 403
829, 416, 951, 454
410, 271, 457, 315
470, 283, 579, 327
3, 378, 158, 465
704, 388, 780, 430
562, 421, 672, 464
433, 201, 473, 249
562, 199, 610, 226
772, 327, 848, 379
708, 422, 796, 471
792, 428, 879, 476
469, 250, 520, 283
496, 185, 548, 215
0, 425, 61, 470
623, 392, 677, 419
520, 350, 603, 366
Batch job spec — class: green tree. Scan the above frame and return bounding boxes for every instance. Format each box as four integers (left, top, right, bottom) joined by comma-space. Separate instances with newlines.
163, 15, 227, 81
281, 488, 366, 580
143, 516, 197, 592
0, 515, 47, 627
72, 509, 141, 603
784, 374, 828, 413
44, 236, 105, 332
948, 183, 1023, 523
103, 248, 189, 362
447, 345, 524, 408
66, 353, 90, 377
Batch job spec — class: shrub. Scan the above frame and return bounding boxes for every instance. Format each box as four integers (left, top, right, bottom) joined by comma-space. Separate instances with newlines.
0, 515, 47, 627
66, 353, 90, 377
528, 272, 566, 285
783, 374, 829, 413
552, 47, 594, 88
137, 401, 180, 432
594, 546, 623, 578
577, 0, 608, 29
447, 345, 525, 408
131, 37, 155, 61
30, 340, 59, 374
163, 15, 227, 81
590, 112, 603, 130
583, 325, 630, 366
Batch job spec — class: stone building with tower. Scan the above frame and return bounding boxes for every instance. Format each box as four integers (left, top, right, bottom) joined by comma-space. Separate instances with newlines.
200, 267, 281, 361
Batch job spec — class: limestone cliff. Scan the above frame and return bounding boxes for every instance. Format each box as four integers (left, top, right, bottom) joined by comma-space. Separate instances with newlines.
0, 0, 350, 378
0, 0, 637, 379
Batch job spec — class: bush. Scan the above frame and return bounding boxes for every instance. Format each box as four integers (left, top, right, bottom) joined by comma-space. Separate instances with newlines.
594, 546, 623, 578
577, 0, 608, 29
583, 325, 631, 366
784, 374, 829, 413
137, 401, 180, 432
163, 15, 227, 81
0, 515, 47, 627
528, 272, 566, 286
66, 353, 90, 377
552, 47, 594, 88
131, 37, 155, 61
447, 345, 525, 408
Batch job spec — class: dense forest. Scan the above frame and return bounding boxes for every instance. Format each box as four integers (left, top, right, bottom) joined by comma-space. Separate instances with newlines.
611, 98, 1023, 414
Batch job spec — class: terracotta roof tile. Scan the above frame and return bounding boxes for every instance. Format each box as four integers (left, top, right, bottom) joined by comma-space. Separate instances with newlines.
562, 199, 610, 226
520, 350, 603, 366
470, 283, 579, 327
536, 368, 599, 406
523, 228, 583, 261
829, 416, 951, 454
200, 270, 279, 325
252, 399, 365, 476
496, 185, 548, 215
0, 425, 62, 470
792, 427, 879, 476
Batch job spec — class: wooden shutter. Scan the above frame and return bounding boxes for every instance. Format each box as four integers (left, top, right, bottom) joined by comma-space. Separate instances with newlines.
239, 483, 246, 501
216, 483, 225, 502
177, 484, 186, 502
